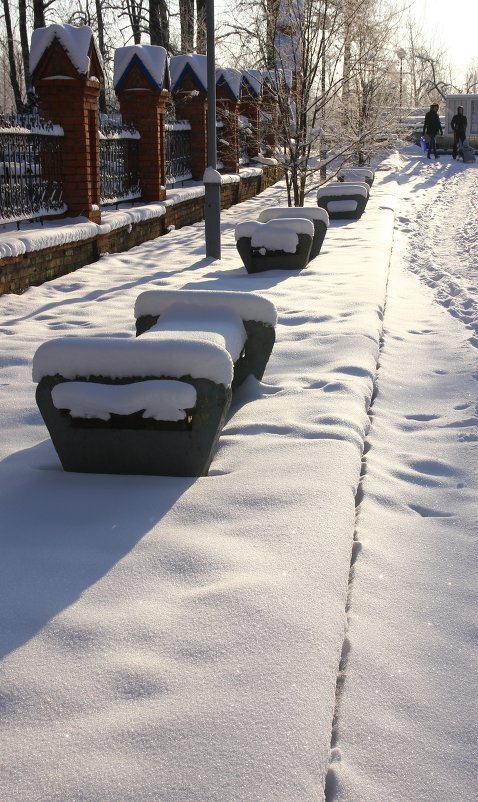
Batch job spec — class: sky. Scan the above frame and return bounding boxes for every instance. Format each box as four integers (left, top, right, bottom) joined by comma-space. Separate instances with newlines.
415, 0, 478, 82
0, 146, 477, 802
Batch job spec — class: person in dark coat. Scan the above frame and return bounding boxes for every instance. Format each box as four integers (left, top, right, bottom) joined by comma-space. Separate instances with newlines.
422, 103, 443, 159
451, 106, 468, 159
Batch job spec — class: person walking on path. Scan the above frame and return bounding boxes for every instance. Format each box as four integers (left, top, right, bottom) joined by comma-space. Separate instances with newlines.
451, 106, 468, 159
422, 103, 443, 159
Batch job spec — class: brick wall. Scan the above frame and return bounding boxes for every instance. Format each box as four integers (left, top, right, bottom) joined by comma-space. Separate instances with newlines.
0, 165, 283, 296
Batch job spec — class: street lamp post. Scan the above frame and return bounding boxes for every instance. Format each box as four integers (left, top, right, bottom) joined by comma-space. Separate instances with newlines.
204, 0, 221, 258
396, 48, 406, 123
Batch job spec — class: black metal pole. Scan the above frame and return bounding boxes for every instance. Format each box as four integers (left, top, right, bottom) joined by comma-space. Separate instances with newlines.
204, 0, 221, 259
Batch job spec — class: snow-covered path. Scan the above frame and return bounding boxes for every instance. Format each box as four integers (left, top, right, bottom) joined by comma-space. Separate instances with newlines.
394, 155, 478, 339
0, 148, 476, 802
331, 151, 478, 802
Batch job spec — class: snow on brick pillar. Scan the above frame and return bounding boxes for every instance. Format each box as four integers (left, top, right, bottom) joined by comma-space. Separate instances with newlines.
241, 70, 263, 160
216, 69, 241, 174
170, 55, 208, 181
30, 24, 104, 223
114, 45, 170, 202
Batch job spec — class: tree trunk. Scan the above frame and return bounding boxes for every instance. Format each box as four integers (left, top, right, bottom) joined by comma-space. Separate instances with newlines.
265, 0, 280, 70
126, 0, 142, 44
2, 0, 24, 110
33, 0, 46, 28
149, 0, 169, 49
196, 0, 206, 54
95, 0, 107, 112
18, 0, 31, 93
179, 0, 194, 52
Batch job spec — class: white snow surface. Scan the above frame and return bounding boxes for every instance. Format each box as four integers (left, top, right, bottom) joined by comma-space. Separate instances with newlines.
52, 379, 197, 421
30, 23, 101, 76
326, 200, 359, 212
170, 53, 208, 92
142, 304, 247, 363
113, 44, 168, 90
242, 69, 263, 96
216, 67, 242, 99
337, 167, 374, 182
203, 166, 222, 184
0, 144, 476, 802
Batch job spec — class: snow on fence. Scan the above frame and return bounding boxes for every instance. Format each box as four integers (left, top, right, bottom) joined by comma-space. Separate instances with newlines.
0, 113, 65, 225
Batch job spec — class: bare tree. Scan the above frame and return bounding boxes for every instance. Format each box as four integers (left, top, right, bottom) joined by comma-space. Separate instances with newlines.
221, 0, 401, 205
404, 17, 452, 105
462, 61, 478, 94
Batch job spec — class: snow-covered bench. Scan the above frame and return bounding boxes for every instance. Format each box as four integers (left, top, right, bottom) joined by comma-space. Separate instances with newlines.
32, 336, 234, 477
316, 182, 369, 220
134, 289, 277, 388
235, 218, 315, 273
257, 206, 329, 260
337, 167, 375, 186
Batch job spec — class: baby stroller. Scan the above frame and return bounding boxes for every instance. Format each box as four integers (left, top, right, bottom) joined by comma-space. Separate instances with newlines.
458, 139, 476, 163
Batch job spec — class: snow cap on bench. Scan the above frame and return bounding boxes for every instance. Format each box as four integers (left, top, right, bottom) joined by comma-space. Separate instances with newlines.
235, 218, 314, 253
134, 289, 278, 327
258, 206, 329, 226
32, 336, 234, 387
317, 182, 369, 198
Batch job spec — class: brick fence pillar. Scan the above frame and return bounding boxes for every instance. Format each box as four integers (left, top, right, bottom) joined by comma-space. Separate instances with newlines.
216, 98, 240, 173
262, 79, 279, 154
31, 26, 104, 223
170, 55, 208, 181
216, 70, 242, 173
240, 70, 263, 161
240, 93, 262, 161
173, 84, 208, 181
114, 45, 169, 202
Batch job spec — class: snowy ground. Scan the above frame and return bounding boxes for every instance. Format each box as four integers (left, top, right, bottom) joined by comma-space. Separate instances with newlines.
330, 149, 478, 802
0, 145, 476, 802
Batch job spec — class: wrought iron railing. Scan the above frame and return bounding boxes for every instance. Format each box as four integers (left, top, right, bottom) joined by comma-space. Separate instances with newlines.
216, 119, 225, 170
99, 114, 141, 205
238, 115, 251, 165
0, 113, 64, 225
165, 122, 192, 185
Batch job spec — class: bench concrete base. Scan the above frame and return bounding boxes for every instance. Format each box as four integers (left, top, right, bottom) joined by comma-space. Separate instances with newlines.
236, 233, 313, 273
36, 375, 231, 477
309, 220, 328, 260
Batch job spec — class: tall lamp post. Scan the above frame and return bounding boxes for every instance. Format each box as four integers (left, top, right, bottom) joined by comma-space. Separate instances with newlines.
204, 0, 221, 258
396, 48, 406, 123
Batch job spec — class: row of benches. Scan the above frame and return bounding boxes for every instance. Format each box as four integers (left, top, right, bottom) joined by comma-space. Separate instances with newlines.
32, 166, 375, 477
234, 166, 374, 273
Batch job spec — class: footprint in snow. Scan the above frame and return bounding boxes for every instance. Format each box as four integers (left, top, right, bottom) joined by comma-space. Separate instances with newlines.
409, 458, 456, 477
409, 504, 454, 518
404, 413, 440, 422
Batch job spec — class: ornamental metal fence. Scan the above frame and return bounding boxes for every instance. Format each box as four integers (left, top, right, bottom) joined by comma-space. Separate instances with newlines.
238, 115, 251, 165
216, 119, 225, 170
165, 121, 192, 185
99, 113, 141, 206
0, 113, 64, 226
